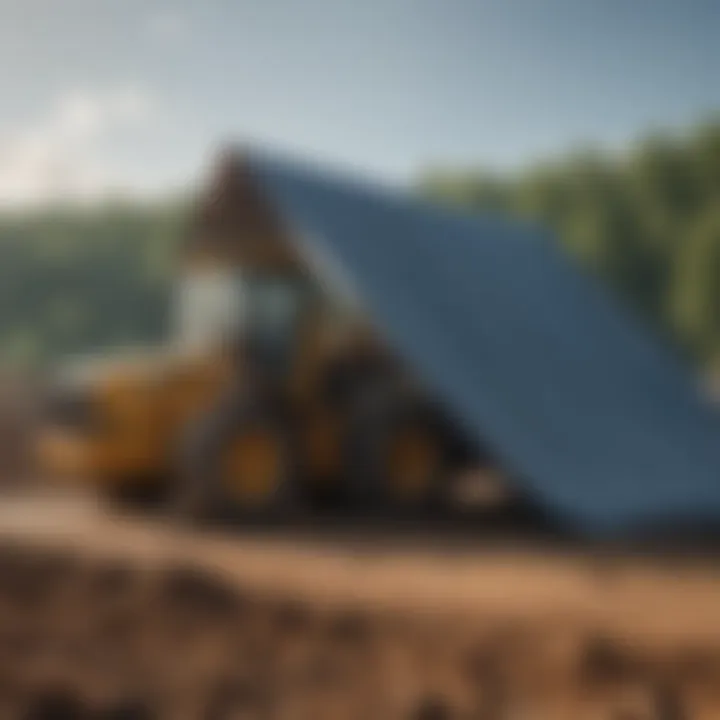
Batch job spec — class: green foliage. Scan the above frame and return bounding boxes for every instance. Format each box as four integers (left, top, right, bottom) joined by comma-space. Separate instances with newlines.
0, 199, 189, 366
2, 121, 720, 368
420, 121, 720, 366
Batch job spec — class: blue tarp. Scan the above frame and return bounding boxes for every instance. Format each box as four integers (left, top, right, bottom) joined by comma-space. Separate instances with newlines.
247, 149, 720, 533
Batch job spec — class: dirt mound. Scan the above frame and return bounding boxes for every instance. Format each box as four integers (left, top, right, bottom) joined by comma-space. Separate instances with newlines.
0, 543, 716, 719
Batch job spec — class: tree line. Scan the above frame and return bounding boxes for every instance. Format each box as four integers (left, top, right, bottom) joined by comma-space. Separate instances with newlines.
0, 201, 187, 366
0, 120, 718, 369
421, 120, 720, 370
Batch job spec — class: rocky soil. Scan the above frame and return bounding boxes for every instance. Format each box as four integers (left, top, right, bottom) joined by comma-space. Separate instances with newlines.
0, 541, 716, 719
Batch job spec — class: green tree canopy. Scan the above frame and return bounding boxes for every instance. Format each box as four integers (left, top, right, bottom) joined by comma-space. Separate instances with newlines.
420, 120, 720, 367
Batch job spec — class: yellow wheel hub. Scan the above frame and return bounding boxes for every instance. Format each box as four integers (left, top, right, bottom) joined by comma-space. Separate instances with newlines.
223, 428, 283, 507
387, 427, 439, 500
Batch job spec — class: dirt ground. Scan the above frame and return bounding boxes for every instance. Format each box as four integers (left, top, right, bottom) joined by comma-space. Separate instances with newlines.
0, 497, 715, 718
1, 377, 720, 718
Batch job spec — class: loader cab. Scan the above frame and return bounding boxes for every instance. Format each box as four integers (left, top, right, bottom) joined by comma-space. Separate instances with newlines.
235, 270, 313, 376
178, 152, 323, 377
175, 263, 313, 376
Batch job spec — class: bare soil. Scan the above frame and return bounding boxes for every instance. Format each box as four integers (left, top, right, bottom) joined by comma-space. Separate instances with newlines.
0, 497, 714, 718
2, 372, 720, 717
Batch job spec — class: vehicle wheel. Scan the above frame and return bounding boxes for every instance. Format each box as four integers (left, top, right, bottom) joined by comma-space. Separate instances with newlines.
105, 476, 168, 514
174, 393, 297, 524
347, 390, 449, 515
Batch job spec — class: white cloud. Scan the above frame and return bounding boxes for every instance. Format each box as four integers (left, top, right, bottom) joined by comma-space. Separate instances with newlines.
0, 86, 156, 206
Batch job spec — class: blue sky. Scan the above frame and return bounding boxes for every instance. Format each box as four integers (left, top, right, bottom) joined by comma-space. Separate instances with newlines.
0, 0, 718, 203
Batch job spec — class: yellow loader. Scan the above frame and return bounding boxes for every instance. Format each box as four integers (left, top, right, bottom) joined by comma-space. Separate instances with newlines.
37, 153, 490, 520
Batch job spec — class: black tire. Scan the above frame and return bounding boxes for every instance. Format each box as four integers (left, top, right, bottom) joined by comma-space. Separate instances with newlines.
346, 388, 450, 515
104, 476, 169, 514
173, 391, 297, 524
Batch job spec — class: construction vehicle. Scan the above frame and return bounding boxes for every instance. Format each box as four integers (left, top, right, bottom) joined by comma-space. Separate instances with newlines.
36, 152, 495, 519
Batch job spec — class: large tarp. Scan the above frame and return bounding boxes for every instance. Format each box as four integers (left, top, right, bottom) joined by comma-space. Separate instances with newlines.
246, 149, 720, 533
